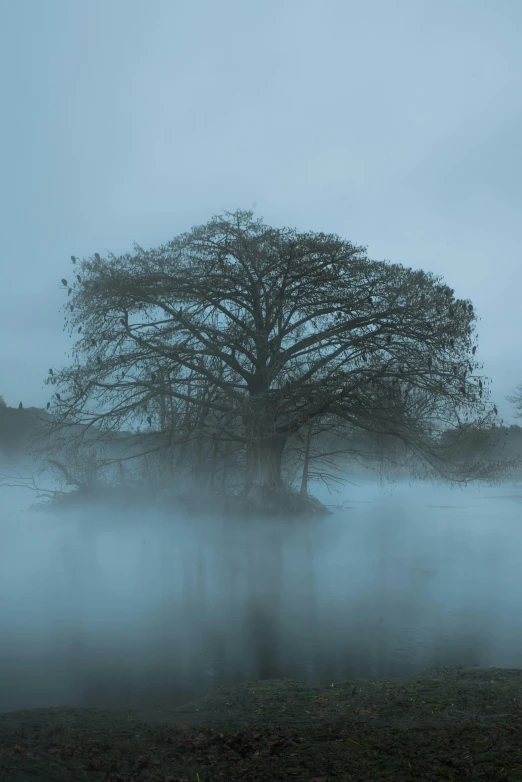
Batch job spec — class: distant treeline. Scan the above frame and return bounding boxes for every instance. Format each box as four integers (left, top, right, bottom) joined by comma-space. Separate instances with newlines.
0, 398, 50, 456
1, 396, 520, 464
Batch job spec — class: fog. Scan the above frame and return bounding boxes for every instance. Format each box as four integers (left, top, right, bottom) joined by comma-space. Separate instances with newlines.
2, 476, 522, 717
1, 0, 522, 723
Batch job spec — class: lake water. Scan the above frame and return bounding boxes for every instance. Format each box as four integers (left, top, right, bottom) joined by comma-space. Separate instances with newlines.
1, 477, 522, 714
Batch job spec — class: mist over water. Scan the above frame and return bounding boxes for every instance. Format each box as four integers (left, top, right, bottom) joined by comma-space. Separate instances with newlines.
1, 477, 522, 716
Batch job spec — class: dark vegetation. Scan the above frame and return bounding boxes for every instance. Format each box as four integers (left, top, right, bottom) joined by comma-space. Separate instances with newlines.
1, 667, 522, 780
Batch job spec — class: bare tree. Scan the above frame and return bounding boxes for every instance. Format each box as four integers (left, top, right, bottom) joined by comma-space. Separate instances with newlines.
507, 384, 522, 421
34, 209, 510, 513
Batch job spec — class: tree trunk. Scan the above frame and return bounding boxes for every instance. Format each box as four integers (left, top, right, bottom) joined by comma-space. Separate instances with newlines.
158, 388, 166, 432
300, 422, 313, 498
244, 432, 287, 499
233, 400, 332, 518
208, 438, 219, 492
194, 402, 211, 481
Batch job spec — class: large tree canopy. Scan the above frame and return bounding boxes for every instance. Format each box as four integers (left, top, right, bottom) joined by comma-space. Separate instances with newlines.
42, 209, 500, 504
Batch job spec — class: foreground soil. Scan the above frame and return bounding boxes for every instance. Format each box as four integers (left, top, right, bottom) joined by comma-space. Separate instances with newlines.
1, 666, 522, 781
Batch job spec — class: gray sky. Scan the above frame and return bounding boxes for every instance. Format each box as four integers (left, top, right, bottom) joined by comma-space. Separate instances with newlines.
1, 0, 521, 422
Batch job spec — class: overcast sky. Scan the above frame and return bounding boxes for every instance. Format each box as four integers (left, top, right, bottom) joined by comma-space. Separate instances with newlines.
1, 0, 521, 423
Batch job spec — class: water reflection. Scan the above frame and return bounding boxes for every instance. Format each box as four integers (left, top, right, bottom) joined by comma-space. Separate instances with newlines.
1, 479, 522, 714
